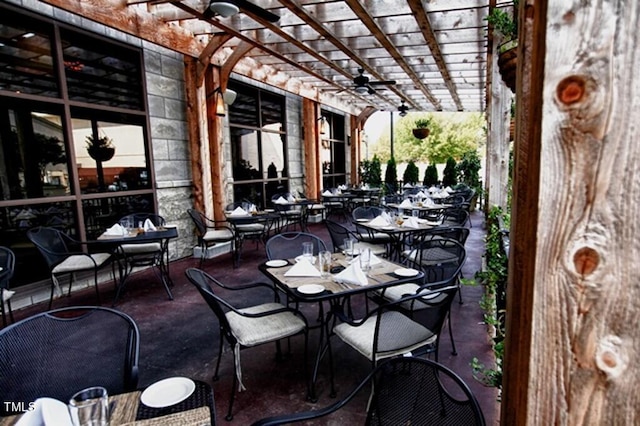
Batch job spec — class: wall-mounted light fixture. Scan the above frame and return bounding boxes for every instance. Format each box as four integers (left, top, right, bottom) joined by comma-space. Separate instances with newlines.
214, 88, 226, 116
318, 116, 329, 135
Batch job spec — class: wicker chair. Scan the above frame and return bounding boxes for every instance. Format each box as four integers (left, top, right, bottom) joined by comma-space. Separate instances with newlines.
0, 306, 139, 416
251, 356, 485, 426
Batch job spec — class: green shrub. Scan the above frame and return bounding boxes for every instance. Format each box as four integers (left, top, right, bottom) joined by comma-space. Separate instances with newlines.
423, 163, 438, 187
384, 157, 398, 194
442, 157, 458, 187
402, 160, 419, 184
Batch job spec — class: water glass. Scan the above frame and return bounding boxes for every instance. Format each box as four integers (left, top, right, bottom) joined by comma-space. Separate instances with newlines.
68, 386, 109, 426
319, 251, 332, 277
343, 238, 355, 260
359, 248, 372, 272
412, 210, 419, 218
302, 242, 314, 260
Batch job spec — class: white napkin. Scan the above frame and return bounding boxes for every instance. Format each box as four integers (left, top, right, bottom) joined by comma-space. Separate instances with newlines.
287, 195, 296, 203
274, 196, 288, 204
284, 258, 321, 277
350, 251, 382, 266
295, 255, 317, 265
428, 186, 438, 193
445, 186, 453, 193
424, 197, 435, 206
334, 263, 368, 286
143, 218, 156, 231
369, 215, 390, 227
403, 183, 413, 188
381, 211, 392, 222
403, 216, 421, 228
322, 190, 332, 196
229, 207, 249, 217
105, 223, 127, 236
338, 184, 347, 190
399, 199, 413, 208
16, 398, 73, 426
415, 190, 426, 198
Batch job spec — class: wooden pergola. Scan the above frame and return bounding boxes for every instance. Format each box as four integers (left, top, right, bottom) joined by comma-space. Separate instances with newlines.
37, 0, 640, 423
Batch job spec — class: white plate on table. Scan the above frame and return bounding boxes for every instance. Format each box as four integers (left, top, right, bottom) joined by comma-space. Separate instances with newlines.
394, 268, 419, 278
356, 218, 369, 222
140, 377, 195, 408
381, 226, 395, 231
266, 259, 288, 268
297, 284, 325, 295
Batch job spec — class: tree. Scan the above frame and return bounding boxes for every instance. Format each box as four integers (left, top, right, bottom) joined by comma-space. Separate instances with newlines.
384, 157, 398, 194
423, 164, 438, 187
402, 160, 419, 184
442, 157, 458, 187
359, 155, 382, 186
457, 150, 482, 193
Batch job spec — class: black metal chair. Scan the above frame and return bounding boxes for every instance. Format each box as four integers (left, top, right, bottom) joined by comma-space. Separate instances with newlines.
185, 268, 309, 421
187, 209, 235, 268
251, 356, 485, 426
265, 232, 327, 260
324, 219, 387, 257
0, 247, 16, 326
27, 227, 114, 309
114, 213, 173, 303
0, 306, 139, 416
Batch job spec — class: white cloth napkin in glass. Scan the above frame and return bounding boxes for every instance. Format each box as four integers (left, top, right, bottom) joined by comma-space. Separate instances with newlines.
399, 199, 413, 208
143, 218, 156, 231
105, 223, 127, 236
16, 397, 73, 426
403, 217, 421, 228
229, 207, 249, 216
369, 215, 390, 227
350, 251, 382, 266
274, 196, 288, 204
284, 259, 321, 277
334, 263, 368, 286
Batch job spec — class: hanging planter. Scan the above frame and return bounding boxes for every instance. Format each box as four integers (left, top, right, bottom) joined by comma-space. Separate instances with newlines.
412, 128, 430, 139
86, 135, 116, 162
498, 39, 517, 93
412, 118, 432, 140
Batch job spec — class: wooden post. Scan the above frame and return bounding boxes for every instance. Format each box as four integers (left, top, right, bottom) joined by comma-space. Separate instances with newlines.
184, 56, 205, 213
204, 66, 226, 222
302, 98, 320, 198
504, 0, 640, 422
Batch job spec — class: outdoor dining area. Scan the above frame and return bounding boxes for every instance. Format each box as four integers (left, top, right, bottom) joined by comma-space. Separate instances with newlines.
0, 204, 496, 425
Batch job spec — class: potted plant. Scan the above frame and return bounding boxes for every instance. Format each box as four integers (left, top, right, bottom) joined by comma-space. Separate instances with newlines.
86, 134, 115, 162
412, 118, 432, 139
487, 0, 518, 92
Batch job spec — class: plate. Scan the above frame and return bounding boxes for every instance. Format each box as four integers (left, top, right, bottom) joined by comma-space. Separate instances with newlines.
140, 377, 195, 408
356, 218, 369, 222
264, 209, 275, 213
381, 226, 395, 231
394, 268, 419, 277
266, 259, 288, 268
297, 284, 325, 295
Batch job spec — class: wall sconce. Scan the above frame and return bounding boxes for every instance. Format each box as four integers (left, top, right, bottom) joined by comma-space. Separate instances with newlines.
214, 88, 226, 117
318, 116, 329, 135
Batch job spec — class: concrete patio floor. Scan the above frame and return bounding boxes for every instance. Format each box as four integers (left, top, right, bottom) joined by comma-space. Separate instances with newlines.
7, 210, 499, 425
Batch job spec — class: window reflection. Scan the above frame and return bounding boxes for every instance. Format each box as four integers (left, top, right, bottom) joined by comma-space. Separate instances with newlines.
0, 108, 69, 200
73, 118, 150, 194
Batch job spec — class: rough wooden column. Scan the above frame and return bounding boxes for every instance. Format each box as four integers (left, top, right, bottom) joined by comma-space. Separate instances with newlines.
302, 98, 320, 198
350, 115, 359, 183
204, 66, 226, 222
504, 0, 640, 422
184, 56, 205, 213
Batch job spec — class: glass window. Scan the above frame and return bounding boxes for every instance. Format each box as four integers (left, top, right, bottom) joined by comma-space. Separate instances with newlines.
229, 81, 287, 208
0, 10, 58, 97
321, 111, 347, 189
0, 104, 70, 200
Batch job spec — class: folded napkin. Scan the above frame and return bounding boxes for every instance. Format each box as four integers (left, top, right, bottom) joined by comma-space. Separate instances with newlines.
424, 197, 435, 206
369, 215, 390, 227
444, 186, 453, 193
295, 254, 316, 265
403, 216, 421, 228
399, 199, 413, 208
334, 263, 368, 286
381, 211, 392, 222
274, 196, 288, 204
284, 258, 321, 277
415, 190, 426, 198
338, 184, 347, 190
322, 190, 332, 196
428, 186, 438, 193
105, 223, 127, 236
229, 206, 249, 217
287, 195, 296, 203
403, 183, 413, 188
16, 397, 73, 426
350, 251, 382, 266
143, 218, 156, 231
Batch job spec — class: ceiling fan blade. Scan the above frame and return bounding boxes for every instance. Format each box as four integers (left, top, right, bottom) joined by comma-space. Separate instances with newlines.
368, 80, 396, 86
227, 0, 280, 22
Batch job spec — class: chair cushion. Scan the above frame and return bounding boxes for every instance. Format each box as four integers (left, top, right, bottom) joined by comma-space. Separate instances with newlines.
359, 232, 393, 243
52, 253, 111, 274
203, 229, 234, 242
380, 283, 446, 309
334, 311, 435, 361
227, 303, 306, 347
119, 242, 161, 254
235, 223, 265, 232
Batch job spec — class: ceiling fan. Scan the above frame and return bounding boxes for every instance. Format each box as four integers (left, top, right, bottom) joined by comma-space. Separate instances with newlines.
205, 0, 280, 23
352, 68, 396, 95
398, 100, 409, 116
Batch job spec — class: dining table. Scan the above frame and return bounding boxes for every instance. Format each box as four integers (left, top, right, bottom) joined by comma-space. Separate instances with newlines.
224, 210, 279, 266
94, 226, 179, 303
259, 252, 425, 400
0, 379, 215, 426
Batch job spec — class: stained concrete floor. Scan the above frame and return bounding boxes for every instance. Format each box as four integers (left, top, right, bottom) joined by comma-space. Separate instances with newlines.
7, 211, 499, 425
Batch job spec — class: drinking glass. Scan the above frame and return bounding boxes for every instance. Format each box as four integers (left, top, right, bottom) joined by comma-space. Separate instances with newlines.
319, 251, 332, 277
302, 242, 314, 260
343, 238, 355, 260
359, 247, 372, 272
68, 386, 109, 426
412, 210, 419, 218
